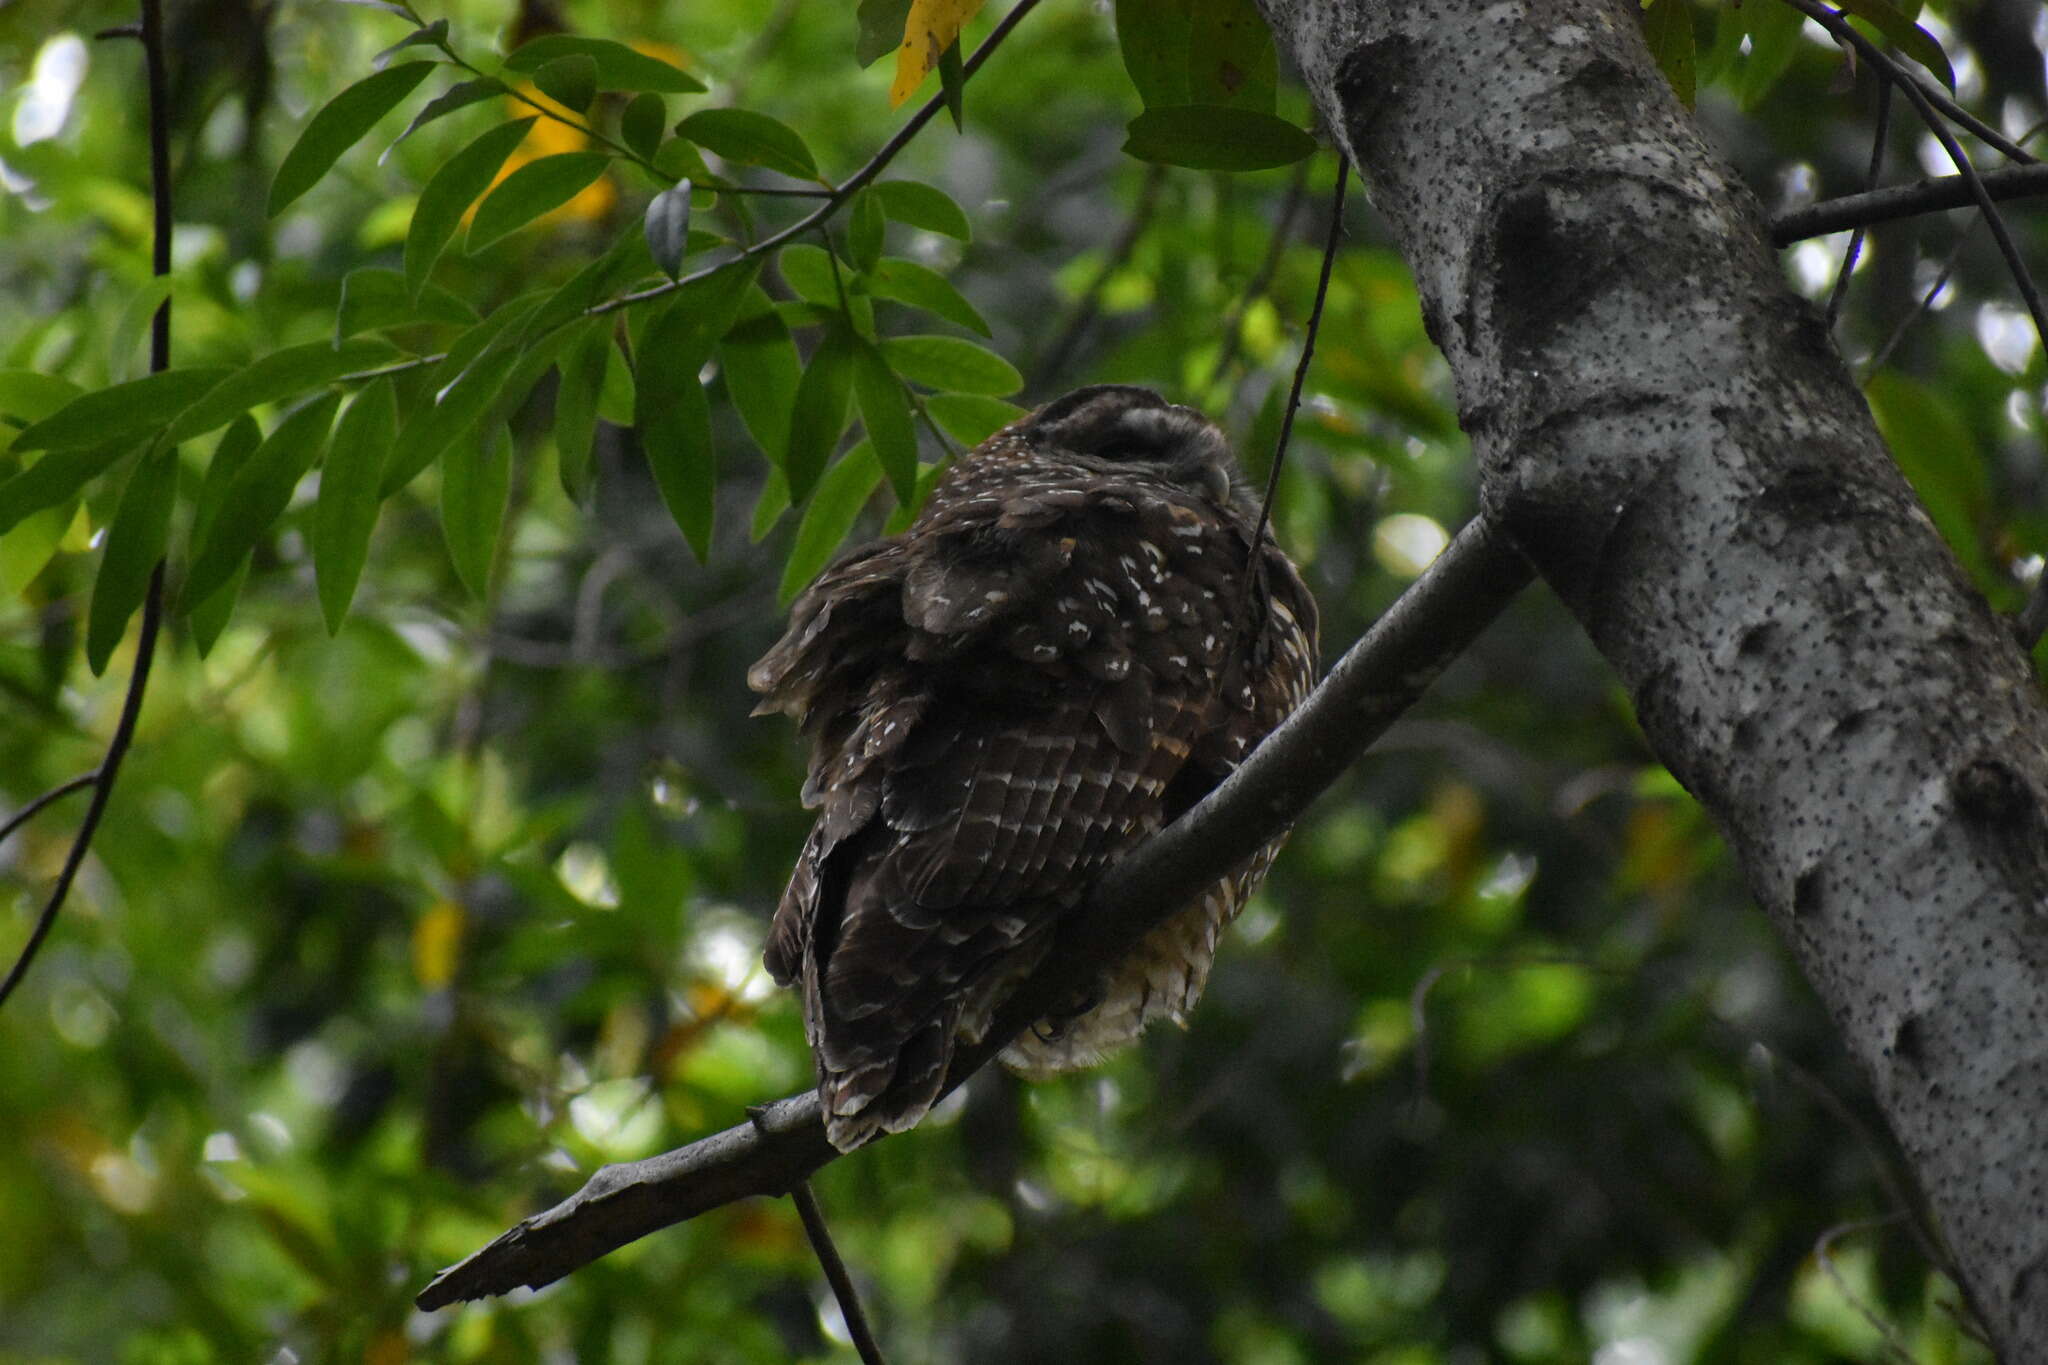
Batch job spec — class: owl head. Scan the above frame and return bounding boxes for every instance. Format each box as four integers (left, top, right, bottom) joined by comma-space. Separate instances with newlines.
1022, 385, 1241, 508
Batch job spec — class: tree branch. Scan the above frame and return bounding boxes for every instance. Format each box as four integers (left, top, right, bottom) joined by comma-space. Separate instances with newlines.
1253, 0, 2048, 1349
0, 0, 175, 1015
1769, 161, 2048, 247
1769, 163, 2048, 246
416, 514, 1532, 1309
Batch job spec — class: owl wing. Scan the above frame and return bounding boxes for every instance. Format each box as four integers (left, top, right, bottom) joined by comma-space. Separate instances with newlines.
752, 459, 1248, 1149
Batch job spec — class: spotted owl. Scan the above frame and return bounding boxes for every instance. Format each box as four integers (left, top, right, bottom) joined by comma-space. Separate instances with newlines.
749, 385, 1318, 1151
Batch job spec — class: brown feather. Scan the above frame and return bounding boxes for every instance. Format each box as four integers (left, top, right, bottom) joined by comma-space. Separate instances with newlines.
754, 386, 1319, 1150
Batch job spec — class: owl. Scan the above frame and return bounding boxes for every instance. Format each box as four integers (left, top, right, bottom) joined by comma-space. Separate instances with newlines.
749, 385, 1318, 1152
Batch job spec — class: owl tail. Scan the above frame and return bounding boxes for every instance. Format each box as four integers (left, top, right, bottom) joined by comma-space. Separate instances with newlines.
814, 1007, 960, 1152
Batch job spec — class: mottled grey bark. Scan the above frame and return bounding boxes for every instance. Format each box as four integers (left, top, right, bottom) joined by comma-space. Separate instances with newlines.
1255, 0, 2048, 1354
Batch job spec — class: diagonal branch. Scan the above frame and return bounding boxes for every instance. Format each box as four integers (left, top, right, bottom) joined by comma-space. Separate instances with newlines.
417, 514, 1531, 1310
0, 0, 176, 1015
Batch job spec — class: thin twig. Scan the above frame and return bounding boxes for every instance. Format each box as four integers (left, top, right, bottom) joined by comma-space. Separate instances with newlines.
0, 774, 99, 848
1813, 1216, 1920, 1365
1236, 156, 1348, 638
1204, 157, 1311, 399
0, 0, 176, 1014
791, 1183, 888, 1365
1787, 0, 2048, 366
1864, 232, 1968, 376
1826, 78, 1891, 330
1029, 161, 1169, 388
1763, 1046, 1956, 1279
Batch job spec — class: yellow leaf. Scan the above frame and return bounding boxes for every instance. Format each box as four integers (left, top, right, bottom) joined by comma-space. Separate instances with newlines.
889, 0, 986, 107
412, 900, 465, 989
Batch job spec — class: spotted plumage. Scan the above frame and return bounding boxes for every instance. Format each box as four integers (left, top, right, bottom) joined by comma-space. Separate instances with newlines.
750, 385, 1318, 1151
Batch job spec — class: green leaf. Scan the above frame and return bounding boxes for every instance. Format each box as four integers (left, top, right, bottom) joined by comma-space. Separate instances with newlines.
12, 367, 232, 453
0, 498, 74, 599
381, 340, 523, 498
492, 316, 584, 430
190, 416, 261, 553
867, 257, 989, 335
555, 319, 610, 500
936, 32, 967, 131
0, 370, 82, 425
645, 181, 693, 280
751, 465, 791, 541
406, 117, 536, 295
372, 19, 449, 68
879, 335, 1021, 395
1641, 0, 1697, 110
1189, 0, 1277, 111
1867, 370, 1994, 587
873, 179, 971, 240
787, 327, 857, 501
502, 35, 705, 93
108, 277, 175, 381
314, 379, 398, 631
636, 310, 718, 560
1123, 104, 1316, 171
183, 417, 260, 651
676, 109, 819, 182
467, 152, 612, 253
640, 259, 764, 375
182, 392, 341, 611
776, 243, 842, 306
620, 92, 666, 162
163, 340, 394, 445
719, 298, 800, 466
532, 53, 598, 114
336, 267, 478, 339
521, 227, 654, 342
186, 563, 245, 654
883, 461, 950, 533
270, 61, 436, 215
385, 76, 507, 156
85, 445, 175, 675
1720, 0, 1803, 110
0, 442, 133, 536
598, 335, 636, 426
851, 339, 918, 503
847, 189, 886, 274
441, 423, 511, 597
1835, 0, 1956, 92
923, 392, 1025, 445
856, 0, 914, 66
1115, 0, 1193, 106
780, 442, 880, 604
652, 135, 716, 185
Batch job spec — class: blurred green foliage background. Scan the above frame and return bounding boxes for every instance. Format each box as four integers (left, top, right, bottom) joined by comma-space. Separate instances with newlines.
0, 1, 2037, 1360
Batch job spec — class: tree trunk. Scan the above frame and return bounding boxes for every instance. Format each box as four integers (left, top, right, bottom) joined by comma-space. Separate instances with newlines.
1256, 0, 2048, 1354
